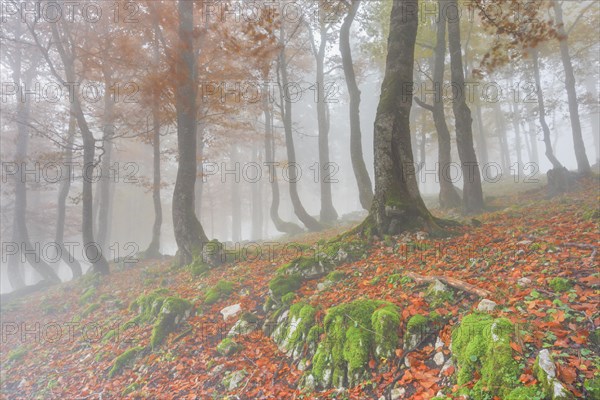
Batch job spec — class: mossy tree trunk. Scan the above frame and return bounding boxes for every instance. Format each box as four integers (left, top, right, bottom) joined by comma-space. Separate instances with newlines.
447, 0, 484, 214
172, 0, 208, 265
340, 0, 373, 210
366, 0, 440, 236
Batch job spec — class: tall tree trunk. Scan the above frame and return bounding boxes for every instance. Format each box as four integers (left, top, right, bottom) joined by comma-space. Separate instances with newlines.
526, 105, 540, 165
431, 3, 461, 208
230, 144, 242, 242
494, 102, 511, 174
145, 9, 163, 258
55, 111, 82, 278
8, 49, 61, 287
263, 79, 303, 235
586, 76, 600, 164
446, 0, 484, 213
366, 0, 440, 236
339, 0, 373, 210
172, 0, 208, 265
531, 49, 563, 169
44, 22, 110, 274
474, 103, 489, 165
251, 144, 263, 240
277, 23, 323, 232
309, 22, 338, 223
96, 68, 115, 255
145, 87, 162, 257
553, 1, 591, 174
509, 77, 523, 176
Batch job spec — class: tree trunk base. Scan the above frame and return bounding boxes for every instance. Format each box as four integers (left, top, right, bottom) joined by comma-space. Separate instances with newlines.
547, 167, 573, 196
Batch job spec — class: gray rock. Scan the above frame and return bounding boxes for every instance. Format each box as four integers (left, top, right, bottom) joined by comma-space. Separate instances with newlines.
477, 299, 497, 312
518, 277, 532, 286
222, 369, 247, 391
220, 304, 241, 321
391, 387, 406, 399
433, 351, 445, 366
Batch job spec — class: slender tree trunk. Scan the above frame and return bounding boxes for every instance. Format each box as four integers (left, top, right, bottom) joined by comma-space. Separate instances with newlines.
494, 102, 511, 174
145, 88, 162, 257
277, 23, 323, 231
8, 50, 61, 287
308, 22, 338, 223
340, 0, 373, 210
366, 0, 440, 236
263, 79, 302, 235
526, 106, 540, 165
474, 103, 489, 165
531, 49, 563, 169
586, 77, 600, 164
446, 0, 484, 213
509, 77, 523, 176
172, 0, 208, 265
553, 0, 591, 174
96, 68, 115, 255
230, 143, 242, 242
55, 112, 82, 278
431, 3, 460, 208
251, 144, 263, 240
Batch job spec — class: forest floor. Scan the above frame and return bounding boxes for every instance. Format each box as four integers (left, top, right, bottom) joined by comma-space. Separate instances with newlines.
1, 177, 598, 399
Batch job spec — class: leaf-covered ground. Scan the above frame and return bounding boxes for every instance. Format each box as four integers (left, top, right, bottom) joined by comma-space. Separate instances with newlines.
1, 178, 598, 399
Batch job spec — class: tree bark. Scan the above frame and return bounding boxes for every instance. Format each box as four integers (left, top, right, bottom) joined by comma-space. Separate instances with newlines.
446, 0, 484, 213
172, 0, 208, 265
145, 84, 162, 257
277, 23, 323, 232
416, 3, 461, 209
366, 0, 441, 236
8, 46, 61, 287
308, 21, 338, 223
553, 0, 591, 174
509, 76, 523, 177
96, 67, 115, 255
263, 79, 303, 235
55, 112, 82, 278
339, 0, 373, 210
230, 143, 242, 242
531, 49, 563, 170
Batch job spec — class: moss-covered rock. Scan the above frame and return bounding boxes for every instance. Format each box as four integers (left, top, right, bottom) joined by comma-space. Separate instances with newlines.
217, 338, 243, 356
404, 314, 429, 350
308, 299, 400, 389
188, 258, 210, 277
79, 286, 96, 305
80, 302, 100, 318
272, 302, 317, 360
228, 312, 259, 337
108, 346, 145, 378
221, 369, 247, 391
129, 290, 193, 350
451, 313, 520, 398
534, 349, 575, 399
7, 346, 27, 362
204, 280, 234, 305
278, 256, 332, 279
425, 279, 453, 308
268, 274, 302, 301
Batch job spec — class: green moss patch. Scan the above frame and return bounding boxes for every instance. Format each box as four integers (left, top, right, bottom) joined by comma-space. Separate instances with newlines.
309, 299, 400, 389
204, 280, 234, 305
108, 346, 145, 378
188, 258, 211, 277
7, 346, 28, 362
549, 277, 573, 293
272, 302, 318, 360
268, 274, 302, 301
79, 286, 96, 305
452, 313, 520, 398
129, 290, 193, 350
217, 338, 243, 356
404, 314, 429, 350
